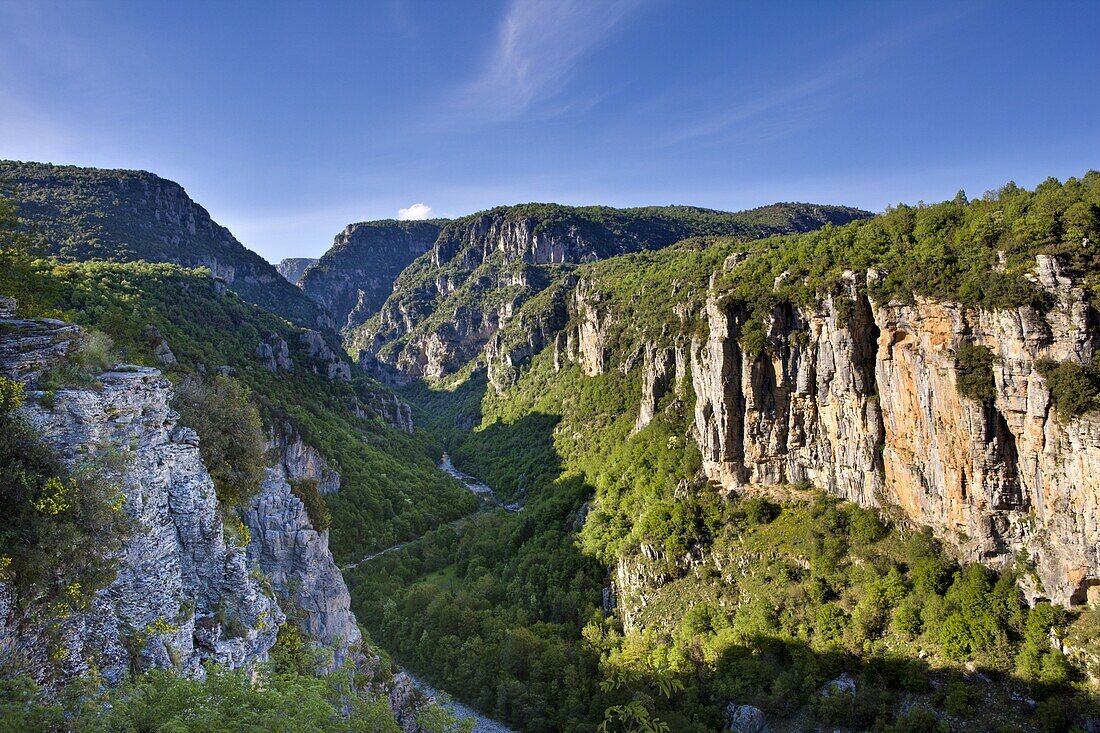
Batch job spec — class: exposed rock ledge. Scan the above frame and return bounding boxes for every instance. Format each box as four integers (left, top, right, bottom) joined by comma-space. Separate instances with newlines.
0, 316, 281, 683
509, 256, 1100, 608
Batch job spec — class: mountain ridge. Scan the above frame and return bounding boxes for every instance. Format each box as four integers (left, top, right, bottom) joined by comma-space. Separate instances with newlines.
345, 200, 872, 380
0, 160, 331, 329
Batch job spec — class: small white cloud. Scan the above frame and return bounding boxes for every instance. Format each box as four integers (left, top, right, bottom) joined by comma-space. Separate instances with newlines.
397, 203, 432, 220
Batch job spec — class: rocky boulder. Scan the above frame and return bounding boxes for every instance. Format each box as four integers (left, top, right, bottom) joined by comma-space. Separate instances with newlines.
725, 703, 768, 733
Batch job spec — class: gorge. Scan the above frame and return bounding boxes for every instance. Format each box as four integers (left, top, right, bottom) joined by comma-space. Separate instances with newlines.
2, 163, 1100, 733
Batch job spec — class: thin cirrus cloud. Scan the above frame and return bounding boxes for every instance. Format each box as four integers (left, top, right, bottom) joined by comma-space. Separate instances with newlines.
450, 0, 641, 122
397, 203, 433, 220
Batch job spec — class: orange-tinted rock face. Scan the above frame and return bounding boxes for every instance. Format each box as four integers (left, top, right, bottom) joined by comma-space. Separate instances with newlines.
689, 256, 1100, 605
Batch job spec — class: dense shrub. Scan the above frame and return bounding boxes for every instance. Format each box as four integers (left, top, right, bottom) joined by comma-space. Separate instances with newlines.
1037, 357, 1100, 417
291, 478, 332, 531
173, 375, 266, 506
955, 342, 996, 402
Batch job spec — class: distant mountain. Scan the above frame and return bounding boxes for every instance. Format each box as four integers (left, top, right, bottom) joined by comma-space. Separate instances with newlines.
0, 160, 331, 328
298, 220, 444, 330
350, 201, 872, 379
276, 257, 318, 285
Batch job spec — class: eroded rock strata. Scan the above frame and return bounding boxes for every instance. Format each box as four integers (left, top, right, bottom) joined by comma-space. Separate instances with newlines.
490, 255, 1100, 608
0, 317, 281, 683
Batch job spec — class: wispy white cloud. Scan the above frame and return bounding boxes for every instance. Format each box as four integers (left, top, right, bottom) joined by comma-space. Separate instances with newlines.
397, 202, 432, 220
452, 0, 641, 121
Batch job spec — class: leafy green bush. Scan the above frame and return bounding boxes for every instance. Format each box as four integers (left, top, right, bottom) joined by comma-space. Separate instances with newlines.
943, 682, 974, 716
846, 505, 888, 544
291, 478, 332, 531
892, 602, 923, 639
955, 342, 996, 402
1037, 357, 1100, 417
1016, 602, 1071, 683
173, 375, 266, 506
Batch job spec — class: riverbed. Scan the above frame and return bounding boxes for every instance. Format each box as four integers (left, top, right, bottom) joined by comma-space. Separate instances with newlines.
405, 671, 518, 733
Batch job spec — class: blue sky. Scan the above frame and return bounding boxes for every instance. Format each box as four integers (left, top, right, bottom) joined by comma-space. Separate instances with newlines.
1, 0, 1098, 262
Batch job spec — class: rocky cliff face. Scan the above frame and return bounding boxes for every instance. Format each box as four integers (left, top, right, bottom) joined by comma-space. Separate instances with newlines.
267, 425, 343, 495
498, 254, 1100, 608
245, 469, 362, 672
0, 316, 282, 684
354, 203, 871, 382
0, 308, 426, 724
277, 257, 318, 285
299, 221, 442, 331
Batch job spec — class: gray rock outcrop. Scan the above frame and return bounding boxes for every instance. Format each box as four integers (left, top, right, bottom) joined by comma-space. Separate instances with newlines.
276, 257, 318, 286
245, 470, 361, 672
725, 703, 769, 733
267, 426, 342, 495
300, 330, 352, 381
255, 333, 292, 372
0, 315, 282, 684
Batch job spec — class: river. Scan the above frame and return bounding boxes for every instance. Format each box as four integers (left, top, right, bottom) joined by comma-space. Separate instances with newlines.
343, 456, 521, 731
405, 671, 518, 733
439, 453, 522, 512
343, 454, 518, 571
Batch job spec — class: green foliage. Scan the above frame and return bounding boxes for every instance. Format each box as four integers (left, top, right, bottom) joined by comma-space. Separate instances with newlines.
291, 478, 333, 531
944, 681, 975, 717
705, 174, 1100, 357
269, 622, 329, 677
0, 375, 24, 413
1015, 602, 1071, 684
0, 665, 406, 733
846, 504, 888, 544
1036, 357, 1100, 417
173, 374, 266, 506
955, 342, 996, 402
0, 392, 131, 621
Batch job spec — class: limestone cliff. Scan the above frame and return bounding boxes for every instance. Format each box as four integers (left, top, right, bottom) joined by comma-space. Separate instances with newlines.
299, 221, 442, 331
0, 308, 430, 726
0, 315, 282, 684
245, 469, 362, 672
492, 254, 1100, 608
277, 257, 318, 285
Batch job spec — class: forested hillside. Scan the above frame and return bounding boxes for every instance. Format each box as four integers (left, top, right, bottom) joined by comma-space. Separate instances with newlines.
0, 160, 330, 328
346, 174, 1100, 732
0, 201, 476, 560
